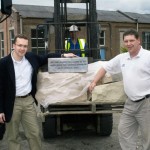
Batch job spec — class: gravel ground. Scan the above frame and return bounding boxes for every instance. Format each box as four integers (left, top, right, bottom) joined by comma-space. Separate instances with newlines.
0, 113, 142, 150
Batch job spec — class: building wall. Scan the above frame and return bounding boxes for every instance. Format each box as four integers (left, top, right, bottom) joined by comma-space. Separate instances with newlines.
22, 18, 46, 50
99, 21, 150, 60
0, 11, 20, 55
1, 10, 150, 60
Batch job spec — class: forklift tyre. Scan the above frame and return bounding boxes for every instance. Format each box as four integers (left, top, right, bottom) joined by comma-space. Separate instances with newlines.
42, 115, 57, 139
97, 114, 113, 136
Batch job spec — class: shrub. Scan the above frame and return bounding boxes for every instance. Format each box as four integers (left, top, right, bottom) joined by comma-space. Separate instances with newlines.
120, 47, 128, 53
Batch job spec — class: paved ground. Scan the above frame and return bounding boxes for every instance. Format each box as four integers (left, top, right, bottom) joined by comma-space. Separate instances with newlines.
0, 113, 142, 150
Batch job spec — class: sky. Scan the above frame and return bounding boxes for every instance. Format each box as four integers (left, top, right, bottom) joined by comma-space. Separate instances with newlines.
1, 0, 150, 14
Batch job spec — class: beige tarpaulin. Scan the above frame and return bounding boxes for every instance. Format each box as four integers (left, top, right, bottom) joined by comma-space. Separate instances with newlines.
35, 61, 124, 108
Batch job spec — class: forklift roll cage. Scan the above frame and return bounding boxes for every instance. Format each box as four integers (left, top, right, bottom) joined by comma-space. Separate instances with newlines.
36, 0, 100, 62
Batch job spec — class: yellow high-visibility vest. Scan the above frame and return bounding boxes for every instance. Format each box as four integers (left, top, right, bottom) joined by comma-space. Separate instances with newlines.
65, 39, 86, 57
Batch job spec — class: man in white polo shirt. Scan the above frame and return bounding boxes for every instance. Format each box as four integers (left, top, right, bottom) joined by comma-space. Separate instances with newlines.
88, 29, 150, 150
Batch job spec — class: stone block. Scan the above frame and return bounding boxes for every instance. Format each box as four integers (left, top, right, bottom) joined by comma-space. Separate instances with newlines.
92, 81, 127, 103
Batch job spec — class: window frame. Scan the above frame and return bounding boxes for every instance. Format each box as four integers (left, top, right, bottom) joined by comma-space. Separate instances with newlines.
9, 29, 14, 52
31, 28, 46, 55
142, 32, 150, 50
99, 30, 105, 46
0, 32, 4, 58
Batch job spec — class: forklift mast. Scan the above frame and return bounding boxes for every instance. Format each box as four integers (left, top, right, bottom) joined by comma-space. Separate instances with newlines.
54, 0, 100, 61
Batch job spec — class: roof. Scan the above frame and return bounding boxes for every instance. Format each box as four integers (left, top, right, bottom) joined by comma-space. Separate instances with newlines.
12, 4, 150, 23
125, 12, 150, 23
12, 4, 54, 18
97, 10, 134, 23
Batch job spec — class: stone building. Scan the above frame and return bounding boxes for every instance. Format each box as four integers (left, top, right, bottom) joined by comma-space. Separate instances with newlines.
0, 4, 150, 60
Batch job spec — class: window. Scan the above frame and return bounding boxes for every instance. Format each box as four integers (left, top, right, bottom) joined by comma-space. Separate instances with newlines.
99, 30, 105, 46
31, 29, 46, 55
99, 30, 106, 60
0, 32, 4, 58
9, 30, 14, 52
120, 31, 126, 53
142, 32, 150, 50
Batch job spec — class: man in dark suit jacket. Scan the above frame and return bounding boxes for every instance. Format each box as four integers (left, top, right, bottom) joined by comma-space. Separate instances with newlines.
0, 34, 76, 149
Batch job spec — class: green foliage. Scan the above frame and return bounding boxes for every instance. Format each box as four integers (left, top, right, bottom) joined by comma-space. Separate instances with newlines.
120, 47, 128, 53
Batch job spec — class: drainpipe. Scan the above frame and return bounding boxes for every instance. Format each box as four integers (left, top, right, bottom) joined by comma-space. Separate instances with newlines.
108, 22, 112, 58
135, 19, 139, 31
20, 16, 23, 34
117, 10, 139, 31
5, 18, 9, 55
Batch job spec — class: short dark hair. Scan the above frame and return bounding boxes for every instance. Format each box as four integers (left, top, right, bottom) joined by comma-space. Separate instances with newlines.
13, 34, 29, 44
123, 29, 139, 40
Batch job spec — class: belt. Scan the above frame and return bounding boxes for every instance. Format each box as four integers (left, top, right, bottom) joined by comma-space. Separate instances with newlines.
134, 94, 150, 102
16, 93, 31, 98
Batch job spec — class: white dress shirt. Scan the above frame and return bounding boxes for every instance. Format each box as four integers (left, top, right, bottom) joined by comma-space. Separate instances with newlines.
11, 51, 33, 96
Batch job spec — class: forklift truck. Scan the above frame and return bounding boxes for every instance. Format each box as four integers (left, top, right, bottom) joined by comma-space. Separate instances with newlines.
36, 0, 124, 139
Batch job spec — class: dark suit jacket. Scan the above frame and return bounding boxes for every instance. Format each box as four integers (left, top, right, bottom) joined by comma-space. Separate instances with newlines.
0, 123, 5, 140
0, 52, 61, 122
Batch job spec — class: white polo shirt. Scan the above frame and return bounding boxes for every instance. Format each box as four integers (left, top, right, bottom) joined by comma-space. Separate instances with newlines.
102, 47, 150, 101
